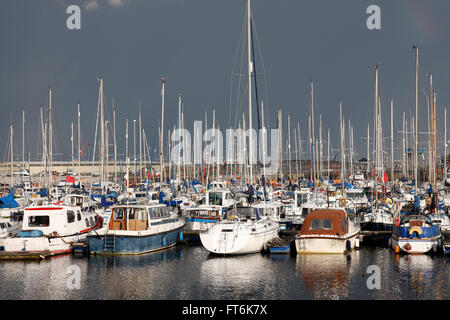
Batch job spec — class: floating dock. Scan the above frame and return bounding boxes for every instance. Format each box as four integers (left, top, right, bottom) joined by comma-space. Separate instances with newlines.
0, 250, 53, 261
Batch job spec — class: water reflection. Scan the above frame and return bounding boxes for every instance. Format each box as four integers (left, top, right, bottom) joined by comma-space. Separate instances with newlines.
0, 246, 449, 300
0, 254, 89, 300
295, 252, 358, 299
393, 254, 449, 299
199, 253, 285, 299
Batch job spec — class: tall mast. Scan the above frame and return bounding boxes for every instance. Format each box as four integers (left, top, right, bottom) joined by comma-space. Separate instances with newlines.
445, 107, 448, 182
367, 123, 370, 176
125, 119, 129, 188
402, 112, 406, 178
327, 128, 330, 180
319, 115, 323, 180
48, 86, 53, 186
429, 73, 434, 184
432, 92, 438, 209
113, 103, 117, 184
77, 104, 81, 180
278, 108, 283, 179
177, 94, 182, 182
339, 100, 344, 192
413, 46, 419, 189
22, 109, 25, 166
139, 100, 142, 183
310, 81, 315, 184
298, 121, 302, 179
247, 0, 253, 185
10, 123, 14, 189
71, 122, 74, 173
288, 113, 291, 180
133, 119, 137, 186
391, 99, 394, 181
426, 91, 431, 181
160, 77, 166, 188
99, 77, 105, 191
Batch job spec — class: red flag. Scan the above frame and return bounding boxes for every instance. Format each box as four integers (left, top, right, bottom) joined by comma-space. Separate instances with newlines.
66, 176, 75, 184
384, 172, 388, 183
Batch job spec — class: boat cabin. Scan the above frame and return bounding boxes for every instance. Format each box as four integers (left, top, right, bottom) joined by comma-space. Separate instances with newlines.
205, 190, 235, 207
65, 194, 90, 207
299, 209, 349, 237
294, 190, 311, 208
227, 206, 260, 221
108, 204, 172, 231
185, 207, 221, 220
22, 206, 94, 236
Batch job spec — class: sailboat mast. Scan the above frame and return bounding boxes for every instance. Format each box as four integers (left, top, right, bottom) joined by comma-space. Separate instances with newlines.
113, 104, 117, 184
160, 77, 166, 188
48, 86, 53, 186
391, 99, 394, 181
77, 104, 81, 179
71, 122, 74, 173
247, 0, 253, 185
10, 123, 14, 189
414, 46, 419, 189
288, 113, 291, 180
339, 100, 344, 193
99, 77, 105, 191
22, 109, 25, 166
445, 107, 447, 182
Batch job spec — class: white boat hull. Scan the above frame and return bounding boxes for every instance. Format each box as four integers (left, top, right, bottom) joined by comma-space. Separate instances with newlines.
200, 220, 279, 255
3, 233, 88, 255
391, 236, 439, 254
295, 231, 360, 254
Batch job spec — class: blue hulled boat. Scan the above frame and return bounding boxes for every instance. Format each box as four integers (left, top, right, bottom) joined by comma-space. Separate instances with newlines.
390, 213, 441, 254
87, 203, 185, 255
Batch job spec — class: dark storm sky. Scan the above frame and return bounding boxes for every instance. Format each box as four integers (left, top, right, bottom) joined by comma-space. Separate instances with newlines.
1, 0, 449, 163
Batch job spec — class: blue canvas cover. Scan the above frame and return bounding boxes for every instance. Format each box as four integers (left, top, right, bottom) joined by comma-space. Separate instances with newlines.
0, 188, 19, 208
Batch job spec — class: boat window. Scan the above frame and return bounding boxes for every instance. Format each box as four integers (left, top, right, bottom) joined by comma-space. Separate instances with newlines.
28, 215, 50, 227
67, 211, 76, 223
77, 211, 82, 221
198, 210, 210, 218
341, 216, 348, 232
128, 208, 135, 220
0, 222, 5, 229
85, 218, 90, 228
136, 208, 147, 221
310, 219, 333, 230
209, 192, 223, 206
147, 208, 153, 219
114, 208, 125, 220
153, 207, 160, 218
89, 217, 95, 226
297, 194, 307, 207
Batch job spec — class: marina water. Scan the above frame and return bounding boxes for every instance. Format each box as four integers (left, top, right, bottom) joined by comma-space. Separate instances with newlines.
1, 243, 449, 300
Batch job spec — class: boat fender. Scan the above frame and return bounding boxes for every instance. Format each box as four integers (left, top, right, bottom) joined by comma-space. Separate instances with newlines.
346, 240, 351, 251
404, 243, 412, 251
161, 235, 167, 247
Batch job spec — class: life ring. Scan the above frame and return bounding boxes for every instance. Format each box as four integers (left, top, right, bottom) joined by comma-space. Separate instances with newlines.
408, 226, 423, 237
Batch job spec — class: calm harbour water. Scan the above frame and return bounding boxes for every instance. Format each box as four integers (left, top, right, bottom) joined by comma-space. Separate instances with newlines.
0, 243, 449, 300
